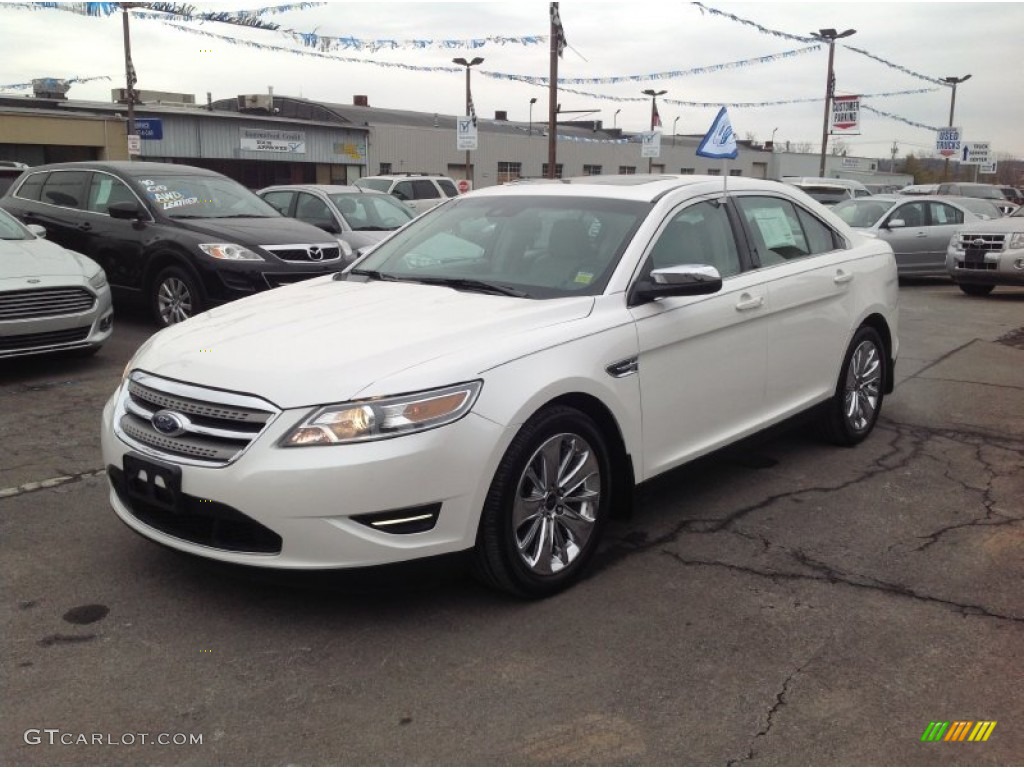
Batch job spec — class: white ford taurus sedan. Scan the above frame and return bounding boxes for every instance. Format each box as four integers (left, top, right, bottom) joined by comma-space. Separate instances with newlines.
101, 175, 898, 597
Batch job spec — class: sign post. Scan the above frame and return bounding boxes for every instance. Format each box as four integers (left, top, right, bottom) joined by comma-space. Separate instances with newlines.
126, 134, 141, 156
456, 117, 478, 151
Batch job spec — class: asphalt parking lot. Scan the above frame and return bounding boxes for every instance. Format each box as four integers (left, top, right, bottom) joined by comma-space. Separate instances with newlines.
2, 282, 1022, 766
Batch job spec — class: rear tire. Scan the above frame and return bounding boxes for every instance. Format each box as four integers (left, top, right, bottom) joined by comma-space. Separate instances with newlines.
151, 266, 203, 327
818, 326, 886, 447
958, 283, 994, 297
473, 406, 612, 598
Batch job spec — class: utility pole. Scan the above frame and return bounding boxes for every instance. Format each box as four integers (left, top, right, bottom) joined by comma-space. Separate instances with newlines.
941, 74, 971, 181
547, 2, 561, 179
890, 140, 898, 173
121, 2, 143, 160
812, 28, 856, 177
642, 89, 666, 173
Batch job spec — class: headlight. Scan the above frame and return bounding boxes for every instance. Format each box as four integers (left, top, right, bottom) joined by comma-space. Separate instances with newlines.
281, 381, 482, 446
198, 243, 264, 261
88, 269, 108, 289
950, 231, 964, 252
1008, 232, 1024, 249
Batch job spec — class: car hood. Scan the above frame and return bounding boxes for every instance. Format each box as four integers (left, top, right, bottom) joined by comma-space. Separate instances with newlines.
131, 277, 595, 409
171, 216, 337, 245
0, 237, 97, 278
957, 217, 1024, 234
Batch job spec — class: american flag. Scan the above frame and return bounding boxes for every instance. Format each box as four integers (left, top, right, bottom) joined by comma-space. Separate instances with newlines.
652, 100, 662, 129
551, 2, 567, 58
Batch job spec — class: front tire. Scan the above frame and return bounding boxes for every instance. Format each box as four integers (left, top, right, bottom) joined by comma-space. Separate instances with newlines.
151, 266, 203, 327
473, 406, 612, 598
818, 326, 886, 446
958, 283, 994, 297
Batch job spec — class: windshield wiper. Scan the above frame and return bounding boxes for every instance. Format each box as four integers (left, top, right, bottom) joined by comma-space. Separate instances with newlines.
347, 269, 400, 281
405, 277, 528, 297
353, 225, 393, 231
207, 214, 273, 219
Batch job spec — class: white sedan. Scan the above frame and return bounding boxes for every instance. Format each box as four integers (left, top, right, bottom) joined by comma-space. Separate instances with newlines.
100, 176, 898, 597
0, 207, 112, 359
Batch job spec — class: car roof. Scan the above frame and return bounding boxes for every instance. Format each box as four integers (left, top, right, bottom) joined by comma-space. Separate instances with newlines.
259, 184, 382, 195
18, 161, 223, 178
466, 175, 826, 203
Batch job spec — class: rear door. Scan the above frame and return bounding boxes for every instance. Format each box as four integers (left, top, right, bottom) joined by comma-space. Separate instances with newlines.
880, 200, 930, 271
82, 171, 150, 290
24, 170, 92, 254
733, 194, 860, 419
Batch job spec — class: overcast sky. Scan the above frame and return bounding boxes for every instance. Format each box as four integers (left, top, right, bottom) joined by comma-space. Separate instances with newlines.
2, 1, 1023, 161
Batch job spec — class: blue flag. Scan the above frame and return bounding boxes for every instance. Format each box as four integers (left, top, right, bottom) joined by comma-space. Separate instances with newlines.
696, 107, 738, 159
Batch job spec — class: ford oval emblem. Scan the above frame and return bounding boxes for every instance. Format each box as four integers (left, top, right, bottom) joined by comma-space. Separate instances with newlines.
151, 409, 188, 437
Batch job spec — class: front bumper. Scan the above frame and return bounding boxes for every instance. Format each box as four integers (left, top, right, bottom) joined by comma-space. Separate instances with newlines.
0, 283, 113, 359
101, 389, 508, 569
946, 247, 1024, 287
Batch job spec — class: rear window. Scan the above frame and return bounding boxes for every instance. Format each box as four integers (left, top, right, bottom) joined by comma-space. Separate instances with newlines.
15, 172, 46, 201
40, 170, 90, 209
356, 178, 392, 193
437, 179, 459, 197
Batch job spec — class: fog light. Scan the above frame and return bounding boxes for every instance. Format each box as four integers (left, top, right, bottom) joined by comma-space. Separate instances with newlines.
100, 313, 114, 331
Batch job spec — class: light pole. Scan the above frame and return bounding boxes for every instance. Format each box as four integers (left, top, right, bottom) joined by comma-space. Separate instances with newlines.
811, 27, 856, 177
529, 96, 537, 136
672, 115, 680, 146
941, 74, 971, 181
613, 108, 621, 128
642, 88, 667, 173
770, 126, 779, 149
453, 56, 484, 186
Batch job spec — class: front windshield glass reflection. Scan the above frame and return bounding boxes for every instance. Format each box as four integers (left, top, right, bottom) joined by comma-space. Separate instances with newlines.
352, 196, 651, 299
137, 175, 281, 219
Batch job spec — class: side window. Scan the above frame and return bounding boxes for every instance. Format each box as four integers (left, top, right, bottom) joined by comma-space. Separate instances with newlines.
15, 172, 47, 201
295, 192, 332, 223
647, 201, 741, 278
795, 207, 839, 253
411, 180, 440, 200
737, 196, 812, 265
40, 170, 90, 209
87, 174, 137, 214
437, 179, 459, 198
928, 201, 964, 225
392, 181, 414, 201
890, 202, 927, 227
261, 190, 294, 215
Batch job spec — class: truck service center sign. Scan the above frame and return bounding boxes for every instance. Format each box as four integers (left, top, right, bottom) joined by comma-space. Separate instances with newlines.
829, 95, 861, 135
935, 127, 962, 158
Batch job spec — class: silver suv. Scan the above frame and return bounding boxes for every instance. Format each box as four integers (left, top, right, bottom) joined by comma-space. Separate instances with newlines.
947, 205, 1024, 296
354, 173, 460, 214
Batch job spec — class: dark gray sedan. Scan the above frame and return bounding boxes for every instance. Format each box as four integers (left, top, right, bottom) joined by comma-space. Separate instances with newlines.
258, 184, 416, 257
832, 195, 990, 277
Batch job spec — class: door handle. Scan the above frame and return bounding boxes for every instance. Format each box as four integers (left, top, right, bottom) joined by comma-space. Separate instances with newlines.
833, 270, 854, 284
735, 293, 764, 311
77, 222, 92, 232
915, 232, 928, 238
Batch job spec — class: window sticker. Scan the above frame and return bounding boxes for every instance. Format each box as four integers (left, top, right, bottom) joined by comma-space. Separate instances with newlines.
573, 271, 595, 285
93, 178, 113, 206
140, 179, 201, 211
750, 208, 797, 249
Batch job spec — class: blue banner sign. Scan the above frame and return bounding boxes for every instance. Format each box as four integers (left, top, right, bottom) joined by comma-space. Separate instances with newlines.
134, 118, 163, 140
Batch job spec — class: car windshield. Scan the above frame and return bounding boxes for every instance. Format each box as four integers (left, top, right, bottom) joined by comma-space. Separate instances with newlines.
832, 199, 891, 228
1011, 206, 1024, 218
955, 198, 1001, 219
350, 195, 651, 299
0, 207, 31, 240
135, 175, 281, 219
329, 193, 414, 230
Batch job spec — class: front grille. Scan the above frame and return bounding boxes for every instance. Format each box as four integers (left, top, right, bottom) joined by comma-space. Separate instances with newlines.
0, 287, 95, 320
956, 260, 997, 271
263, 244, 341, 262
956, 233, 1005, 253
115, 372, 279, 466
0, 325, 90, 351
108, 466, 282, 553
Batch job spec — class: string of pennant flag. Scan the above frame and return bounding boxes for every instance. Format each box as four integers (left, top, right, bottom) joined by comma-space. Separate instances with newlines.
692, 2, 952, 87
0, 75, 111, 90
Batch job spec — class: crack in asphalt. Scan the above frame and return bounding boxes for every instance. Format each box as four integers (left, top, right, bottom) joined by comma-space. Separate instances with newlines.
0, 469, 106, 501
725, 646, 827, 766
594, 417, 1022, 625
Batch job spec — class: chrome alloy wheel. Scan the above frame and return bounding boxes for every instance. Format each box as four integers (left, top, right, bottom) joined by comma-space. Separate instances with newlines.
157, 276, 194, 325
512, 432, 602, 575
843, 339, 882, 432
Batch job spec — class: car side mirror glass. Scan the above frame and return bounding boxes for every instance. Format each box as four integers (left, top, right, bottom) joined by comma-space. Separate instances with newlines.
391, 191, 408, 201
108, 201, 142, 220
632, 264, 723, 304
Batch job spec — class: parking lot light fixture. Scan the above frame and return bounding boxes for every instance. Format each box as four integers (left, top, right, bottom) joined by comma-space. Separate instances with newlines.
452, 57, 484, 186
812, 28, 856, 176
941, 74, 971, 181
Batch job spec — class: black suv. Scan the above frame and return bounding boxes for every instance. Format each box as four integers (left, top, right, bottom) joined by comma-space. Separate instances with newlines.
0, 161, 345, 326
